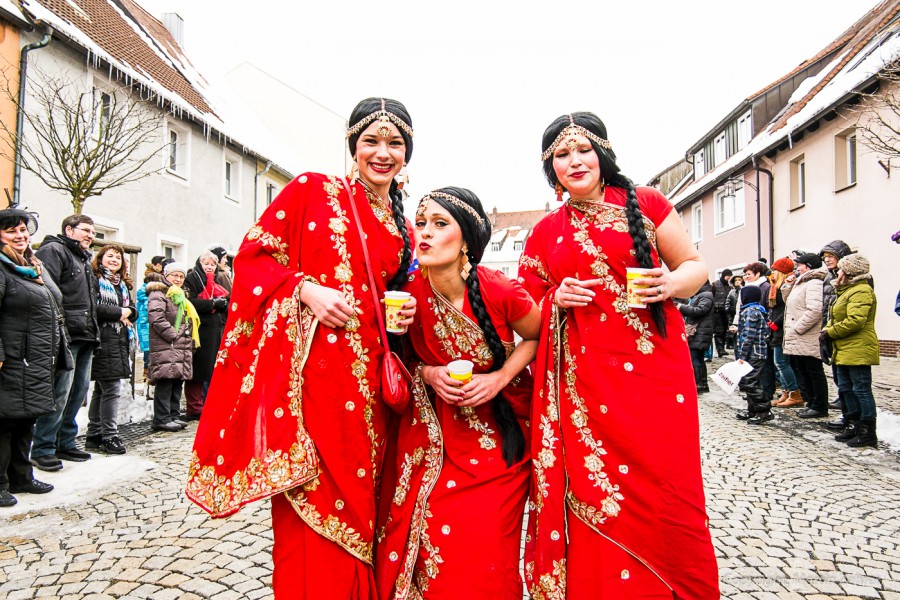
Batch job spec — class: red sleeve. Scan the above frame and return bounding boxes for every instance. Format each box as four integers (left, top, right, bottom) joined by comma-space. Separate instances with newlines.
635, 186, 673, 228
478, 267, 534, 324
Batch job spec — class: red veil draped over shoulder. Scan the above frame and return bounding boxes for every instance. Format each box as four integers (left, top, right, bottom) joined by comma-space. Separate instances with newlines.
186, 173, 409, 586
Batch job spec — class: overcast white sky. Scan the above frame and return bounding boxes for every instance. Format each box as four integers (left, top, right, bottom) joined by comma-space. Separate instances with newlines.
142, 0, 878, 212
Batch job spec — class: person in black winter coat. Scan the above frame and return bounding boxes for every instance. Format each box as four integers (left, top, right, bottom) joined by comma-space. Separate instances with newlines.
710, 269, 732, 356
735, 285, 772, 424
31, 215, 99, 471
182, 250, 229, 420
724, 275, 743, 348
85, 245, 137, 455
819, 239, 854, 426
678, 281, 715, 393
0, 209, 69, 507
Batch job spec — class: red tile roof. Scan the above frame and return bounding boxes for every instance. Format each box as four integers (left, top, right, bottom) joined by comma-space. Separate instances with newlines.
32, 0, 213, 115
489, 207, 551, 231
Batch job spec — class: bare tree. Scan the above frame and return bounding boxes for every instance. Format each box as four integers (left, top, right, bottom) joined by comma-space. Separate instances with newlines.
854, 59, 900, 169
0, 67, 165, 214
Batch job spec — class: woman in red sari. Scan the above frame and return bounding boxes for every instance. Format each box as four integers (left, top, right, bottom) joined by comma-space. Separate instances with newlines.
186, 98, 417, 599
521, 113, 720, 599
375, 187, 540, 599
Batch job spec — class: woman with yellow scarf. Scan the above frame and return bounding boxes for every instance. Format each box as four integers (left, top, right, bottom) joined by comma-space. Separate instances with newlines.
146, 262, 199, 432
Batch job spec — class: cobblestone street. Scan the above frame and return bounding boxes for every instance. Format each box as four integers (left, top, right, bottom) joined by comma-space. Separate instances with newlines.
1, 357, 898, 599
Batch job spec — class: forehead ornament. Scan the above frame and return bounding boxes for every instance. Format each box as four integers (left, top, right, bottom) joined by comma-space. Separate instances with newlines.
541, 123, 612, 161
418, 192, 486, 227
346, 98, 415, 140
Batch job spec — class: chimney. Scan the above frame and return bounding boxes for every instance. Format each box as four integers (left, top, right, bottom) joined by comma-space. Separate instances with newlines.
544, 202, 550, 212
162, 13, 184, 47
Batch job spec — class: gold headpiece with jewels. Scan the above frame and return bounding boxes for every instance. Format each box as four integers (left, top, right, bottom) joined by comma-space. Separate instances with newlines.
418, 191, 486, 227
540, 114, 612, 161
346, 98, 415, 140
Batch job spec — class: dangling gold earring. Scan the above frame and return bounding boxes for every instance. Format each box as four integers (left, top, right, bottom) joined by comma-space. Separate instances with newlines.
348, 160, 360, 185
420, 265, 429, 280
555, 183, 565, 202
395, 165, 408, 190
600, 177, 606, 194
460, 245, 472, 280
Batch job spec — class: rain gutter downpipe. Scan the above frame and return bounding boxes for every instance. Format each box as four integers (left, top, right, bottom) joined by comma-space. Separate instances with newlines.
753, 160, 774, 263
253, 161, 272, 222
12, 24, 53, 207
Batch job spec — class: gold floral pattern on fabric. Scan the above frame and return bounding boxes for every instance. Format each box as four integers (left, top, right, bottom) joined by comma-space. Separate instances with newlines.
394, 447, 425, 506
361, 183, 401, 238
567, 199, 658, 248
567, 207, 655, 355
393, 371, 444, 600
457, 406, 498, 450
527, 558, 567, 600
185, 283, 321, 517
413, 504, 444, 593
533, 306, 562, 514
215, 318, 254, 365
246, 224, 290, 266
429, 284, 493, 366
562, 328, 624, 519
326, 177, 379, 476
518, 253, 553, 284
285, 488, 373, 563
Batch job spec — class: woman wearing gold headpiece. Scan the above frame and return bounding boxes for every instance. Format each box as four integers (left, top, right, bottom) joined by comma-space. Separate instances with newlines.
519, 112, 720, 599
186, 97, 417, 598
375, 187, 540, 599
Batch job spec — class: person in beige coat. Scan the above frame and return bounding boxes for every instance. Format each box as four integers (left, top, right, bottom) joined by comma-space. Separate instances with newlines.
781, 253, 829, 418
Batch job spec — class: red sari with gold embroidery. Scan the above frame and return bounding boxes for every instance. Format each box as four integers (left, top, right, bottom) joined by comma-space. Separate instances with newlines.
375, 267, 533, 600
519, 186, 720, 599
185, 173, 409, 598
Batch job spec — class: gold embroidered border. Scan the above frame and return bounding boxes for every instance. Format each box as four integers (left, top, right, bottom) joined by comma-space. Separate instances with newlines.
186, 284, 320, 516
393, 368, 444, 600
562, 327, 624, 520
430, 284, 493, 366
393, 447, 425, 506
527, 558, 567, 600
247, 224, 290, 266
285, 489, 374, 563
568, 208, 655, 355
326, 177, 380, 477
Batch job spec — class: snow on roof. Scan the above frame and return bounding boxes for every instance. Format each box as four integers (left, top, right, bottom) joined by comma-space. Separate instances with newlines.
22, 0, 302, 176
670, 22, 900, 208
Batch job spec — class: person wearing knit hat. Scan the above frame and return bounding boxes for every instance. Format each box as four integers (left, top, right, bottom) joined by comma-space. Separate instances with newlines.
822, 253, 879, 448
818, 240, 853, 423
147, 260, 199, 432
734, 281, 772, 424
767, 257, 802, 408
711, 268, 733, 357
164, 261, 187, 277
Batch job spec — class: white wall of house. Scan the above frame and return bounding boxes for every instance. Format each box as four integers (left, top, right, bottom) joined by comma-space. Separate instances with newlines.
770, 100, 900, 346
20, 35, 276, 269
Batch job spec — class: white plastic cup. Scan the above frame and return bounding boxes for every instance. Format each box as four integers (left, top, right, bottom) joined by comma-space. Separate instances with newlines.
447, 359, 474, 384
384, 291, 411, 333
626, 267, 652, 309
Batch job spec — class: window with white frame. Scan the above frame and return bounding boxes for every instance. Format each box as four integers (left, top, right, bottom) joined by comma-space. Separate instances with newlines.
714, 184, 745, 233
491, 242, 501, 252
513, 240, 524, 252
737, 111, 752, 150
693, 149, 705, 179
790, 155, 806, 209
223, 150, 242, 201
714, 132, 727, 167
834, 128, 857, 190
502, 266, 510, 276
164, 120, 190, 180
158, 234, 187, 263
691, 203, 703, 243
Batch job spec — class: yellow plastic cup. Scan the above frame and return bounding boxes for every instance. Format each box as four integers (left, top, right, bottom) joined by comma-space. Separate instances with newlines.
447, 359, 474, 384
384, 291, 411, 333
626, 267, 652, 309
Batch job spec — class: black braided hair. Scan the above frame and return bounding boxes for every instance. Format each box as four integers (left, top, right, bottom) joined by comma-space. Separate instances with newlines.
540, 112, 667, 337
424, 186, 526, 466
347, 98, 414, 350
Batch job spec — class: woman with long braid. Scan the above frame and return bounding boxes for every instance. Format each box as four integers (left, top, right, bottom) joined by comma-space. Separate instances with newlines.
375, 187, 540, 599
187, 98, 416, 598
520, 112, 720, 599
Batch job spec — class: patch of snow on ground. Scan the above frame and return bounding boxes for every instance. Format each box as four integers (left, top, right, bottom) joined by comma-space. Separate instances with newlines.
876, 406, 900, 451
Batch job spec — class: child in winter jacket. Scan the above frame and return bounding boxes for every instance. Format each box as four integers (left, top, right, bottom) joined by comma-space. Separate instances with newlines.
735, 285, 772, 424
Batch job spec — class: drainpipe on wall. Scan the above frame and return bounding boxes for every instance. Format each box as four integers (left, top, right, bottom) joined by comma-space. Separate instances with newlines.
12, 23, 53, 207
253, 161, 272, 222
753, 161, 774, 263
